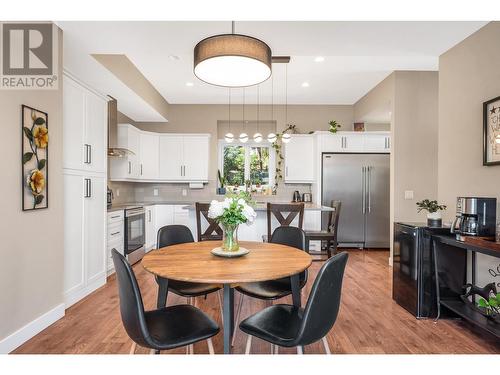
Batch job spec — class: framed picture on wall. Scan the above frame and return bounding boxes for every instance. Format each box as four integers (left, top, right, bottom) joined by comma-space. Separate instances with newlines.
22, 105, 49, 210
483, 96, 500, 166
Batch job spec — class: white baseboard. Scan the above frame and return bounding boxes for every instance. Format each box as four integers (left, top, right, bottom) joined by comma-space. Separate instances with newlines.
0, 303, 65, 354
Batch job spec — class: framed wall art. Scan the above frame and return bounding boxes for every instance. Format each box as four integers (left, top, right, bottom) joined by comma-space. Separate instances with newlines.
483, 96, 500, 166
22, 105, 49, 210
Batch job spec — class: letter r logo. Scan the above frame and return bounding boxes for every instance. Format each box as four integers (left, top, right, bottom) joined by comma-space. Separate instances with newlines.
2, 23, 53, 75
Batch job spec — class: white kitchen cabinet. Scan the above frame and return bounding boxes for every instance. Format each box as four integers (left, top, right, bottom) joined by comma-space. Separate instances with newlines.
183, 136, 209, 181
63, 73, 108, 173
107, 210, 124, 275
159, 136, 184, 180
154, 205, 174, 238
340, 134, 364, 152
173, 205, 190, 227
363, 133, 391, 152
140, 132, 160, 180
109, 124, 141, 180
145, 205, 157, 251
284, 135, 315, 183
64, 171, 106, 308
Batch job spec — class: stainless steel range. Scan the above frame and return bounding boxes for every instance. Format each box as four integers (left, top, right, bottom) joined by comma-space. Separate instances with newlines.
124, 206, 145, 264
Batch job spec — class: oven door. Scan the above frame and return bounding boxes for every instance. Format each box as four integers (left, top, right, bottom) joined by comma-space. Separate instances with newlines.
125, 208, 145, 255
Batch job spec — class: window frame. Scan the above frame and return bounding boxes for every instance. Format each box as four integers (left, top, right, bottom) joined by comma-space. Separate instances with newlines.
218, 139, 275, 189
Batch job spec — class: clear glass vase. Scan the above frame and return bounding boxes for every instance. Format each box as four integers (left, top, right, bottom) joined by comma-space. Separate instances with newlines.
222, 223, 240, 252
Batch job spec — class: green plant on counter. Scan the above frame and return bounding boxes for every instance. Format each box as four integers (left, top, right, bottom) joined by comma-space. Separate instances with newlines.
217, 169, 226, 188
477, 293, 500, 316
416, 199, 447, 213
329, 120, 341, 133
272, 123, 298, 188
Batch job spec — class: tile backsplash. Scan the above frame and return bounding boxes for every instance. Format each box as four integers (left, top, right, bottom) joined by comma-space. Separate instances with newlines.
108, 180, 313, 205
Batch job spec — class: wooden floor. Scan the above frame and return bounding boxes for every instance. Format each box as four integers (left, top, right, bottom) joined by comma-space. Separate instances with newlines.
13, 250, 500, 354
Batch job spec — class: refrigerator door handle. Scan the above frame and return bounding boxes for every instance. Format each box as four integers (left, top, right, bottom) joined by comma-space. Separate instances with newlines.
362, 166, 366, 214
368, 166, 372, 213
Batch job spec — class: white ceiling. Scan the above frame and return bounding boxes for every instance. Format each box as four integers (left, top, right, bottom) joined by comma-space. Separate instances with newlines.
59, 21, 487, 121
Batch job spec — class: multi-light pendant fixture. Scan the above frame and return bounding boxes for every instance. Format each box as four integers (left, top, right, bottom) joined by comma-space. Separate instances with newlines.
193, 21, 291, 144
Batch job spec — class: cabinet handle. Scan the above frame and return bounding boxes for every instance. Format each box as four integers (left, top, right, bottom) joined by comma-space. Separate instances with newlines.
180, 165, 183, 177
128, 161, 131, 174
88, 178, 92, 198
286, 166, 288, 177
141, 164, 143, 175
149, 211, 152, 222
183, 165, 186, 176
84, 144, 89, 164
110, 215, 120, 219
110, 231, 120, 236
386, 137, 390, 149
84, 178, 90, 198
344, 137, 348, 149
88, 144, 92, 164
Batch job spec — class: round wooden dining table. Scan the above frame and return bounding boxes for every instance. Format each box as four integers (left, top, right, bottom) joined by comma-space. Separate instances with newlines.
142, 240, 312, 354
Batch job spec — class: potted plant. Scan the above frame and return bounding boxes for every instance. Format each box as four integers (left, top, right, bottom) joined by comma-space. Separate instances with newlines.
416, 199, 447, 227
216, 169, 226, 195
208, 192, 257, 253
329, 120, 341, 134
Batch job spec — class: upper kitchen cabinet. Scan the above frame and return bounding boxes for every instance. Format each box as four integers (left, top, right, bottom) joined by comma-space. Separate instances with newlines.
317, 131, 390, 153
284, 134, 315, 183
63, 73, 108, 173
363, 132, 391, 152
159, 134, 210, 182
182, 136, 210, 181
139, 132, 160, 180
109, 124, 141, 180
110, 123, 210, 183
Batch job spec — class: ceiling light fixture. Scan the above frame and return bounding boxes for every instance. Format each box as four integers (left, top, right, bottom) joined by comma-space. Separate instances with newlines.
194, 21, 272, 87
253, 85, 262, 143
168, 55, 180, 61
314, 56, 325, 62
282, 64, 291, 144
185, 82, 194, 87
301, 81, 310, 88
225, 88, 234, 143
267, 73, 277, 143
239, 88, 249, 143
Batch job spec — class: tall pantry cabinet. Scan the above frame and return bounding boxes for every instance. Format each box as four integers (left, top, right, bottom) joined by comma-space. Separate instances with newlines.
63, 73, 108, 308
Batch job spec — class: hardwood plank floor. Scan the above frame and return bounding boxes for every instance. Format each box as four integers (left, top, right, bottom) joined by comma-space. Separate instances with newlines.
13, 250, 500, 354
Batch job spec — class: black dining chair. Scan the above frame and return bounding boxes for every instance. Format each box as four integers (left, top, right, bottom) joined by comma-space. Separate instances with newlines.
239, 251, 348, 354
155, 225, 223, 345
111, 249, 220, 354
232, 226, 308, 347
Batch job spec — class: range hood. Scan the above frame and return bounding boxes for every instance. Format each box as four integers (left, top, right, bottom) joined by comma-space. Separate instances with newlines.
107, 96, 135, 157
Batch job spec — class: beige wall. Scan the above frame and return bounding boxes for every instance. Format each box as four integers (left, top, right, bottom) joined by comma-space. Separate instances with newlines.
0, 26, 64, 343
438, 22, 500, 283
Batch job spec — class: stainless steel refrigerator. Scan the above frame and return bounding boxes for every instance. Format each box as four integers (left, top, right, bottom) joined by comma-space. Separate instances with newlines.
322, 153, 390, 248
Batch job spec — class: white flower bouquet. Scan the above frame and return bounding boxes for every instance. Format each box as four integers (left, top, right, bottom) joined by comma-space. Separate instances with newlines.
208, 192, 257, 252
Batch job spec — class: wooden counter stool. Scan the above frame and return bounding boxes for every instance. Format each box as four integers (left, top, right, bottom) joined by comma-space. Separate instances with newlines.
304, 200, 341, 261
262, 202, 305, 242
195, 202, 223, 241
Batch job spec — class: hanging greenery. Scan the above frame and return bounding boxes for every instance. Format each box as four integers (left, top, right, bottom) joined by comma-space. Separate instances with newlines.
272, 123, 298, 188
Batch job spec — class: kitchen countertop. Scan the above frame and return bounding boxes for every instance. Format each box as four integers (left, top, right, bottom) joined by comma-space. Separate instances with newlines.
108, 201, 334, 212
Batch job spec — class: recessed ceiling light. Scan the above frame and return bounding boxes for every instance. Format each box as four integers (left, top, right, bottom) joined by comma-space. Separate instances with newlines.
169, 55, 180, 61
186, 82, 194, 87
301, 82, 310, 88
314, 56, 325, 62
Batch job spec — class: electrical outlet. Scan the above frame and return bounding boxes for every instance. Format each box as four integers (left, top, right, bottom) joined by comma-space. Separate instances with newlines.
182, 189, 187, 197
404, 190, 414, 200
153, 188, 159, 196
116, 189, 120, 197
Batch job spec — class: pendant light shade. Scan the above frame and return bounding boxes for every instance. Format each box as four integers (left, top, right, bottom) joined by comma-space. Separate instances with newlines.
225, 132, 234, 143
194, 34, 272, 87
239, 133, 249, 143
253, 133, 263, 143
267, 133, 277, 143
282, 133, 291, 143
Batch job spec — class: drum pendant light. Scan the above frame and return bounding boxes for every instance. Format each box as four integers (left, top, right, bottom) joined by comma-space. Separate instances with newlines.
194, 21, 272, 87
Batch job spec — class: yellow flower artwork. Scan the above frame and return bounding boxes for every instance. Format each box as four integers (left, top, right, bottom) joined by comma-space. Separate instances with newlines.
22, 105, 49, 210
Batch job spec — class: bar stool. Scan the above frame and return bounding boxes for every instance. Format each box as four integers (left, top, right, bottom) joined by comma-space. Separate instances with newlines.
262, 202, 304, 242
304, 200, 341, 261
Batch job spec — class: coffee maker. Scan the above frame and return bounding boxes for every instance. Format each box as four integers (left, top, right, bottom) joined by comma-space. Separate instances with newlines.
450, 197, 497, 240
